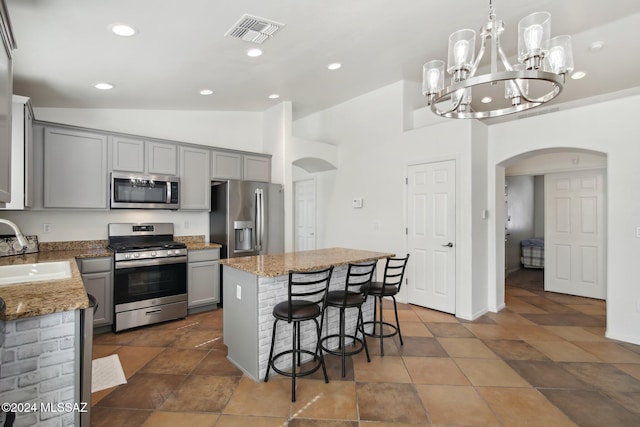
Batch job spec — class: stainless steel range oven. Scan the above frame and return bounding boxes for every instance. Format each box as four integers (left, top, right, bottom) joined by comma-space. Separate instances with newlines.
108, 223, 187, 332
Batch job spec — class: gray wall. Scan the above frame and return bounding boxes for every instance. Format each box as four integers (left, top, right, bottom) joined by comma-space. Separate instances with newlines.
505, 176, 535, 273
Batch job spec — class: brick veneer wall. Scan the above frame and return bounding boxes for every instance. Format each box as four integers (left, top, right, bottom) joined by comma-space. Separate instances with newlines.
0, 311, 77, 426
258, 265, 374, 380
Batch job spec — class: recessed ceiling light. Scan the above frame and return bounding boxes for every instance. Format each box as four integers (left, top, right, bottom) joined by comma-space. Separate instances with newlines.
247, 48, 263, 57
571, 71, 586, 80
199, 89, 214, 95
110, 23, 137, 37
481, 96, 492, 104
589, 41, 604, 52
327, 62, 342, 71
94, 82, 114, 90
268, 94, 280, 99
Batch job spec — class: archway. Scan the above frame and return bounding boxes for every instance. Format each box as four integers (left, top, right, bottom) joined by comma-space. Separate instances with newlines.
492, 147, 607, 312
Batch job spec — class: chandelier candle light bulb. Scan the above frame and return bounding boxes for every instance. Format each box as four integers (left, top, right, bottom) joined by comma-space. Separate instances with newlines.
422, 1, 573, 119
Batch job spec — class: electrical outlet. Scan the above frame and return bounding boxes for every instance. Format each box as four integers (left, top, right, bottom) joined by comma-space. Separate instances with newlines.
236, 284, 242, 300
43, 223, 52, 233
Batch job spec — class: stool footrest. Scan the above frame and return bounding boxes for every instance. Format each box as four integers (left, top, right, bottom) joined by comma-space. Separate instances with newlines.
268, 349, 323, 379
362, 320, 399, 339
320, 334, 367, 357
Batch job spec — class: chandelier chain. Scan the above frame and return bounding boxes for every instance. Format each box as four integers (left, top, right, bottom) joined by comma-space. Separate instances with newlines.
488, 0, 496, 22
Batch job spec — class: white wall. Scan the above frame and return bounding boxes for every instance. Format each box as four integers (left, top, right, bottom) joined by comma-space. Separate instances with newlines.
488, 94, 640, 345
0, 210, 209, 242
293, 81, 486, 320
33, 107, 263, 152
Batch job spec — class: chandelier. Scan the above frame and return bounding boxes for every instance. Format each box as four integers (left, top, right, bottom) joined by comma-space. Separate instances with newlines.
422, 0, 574, 119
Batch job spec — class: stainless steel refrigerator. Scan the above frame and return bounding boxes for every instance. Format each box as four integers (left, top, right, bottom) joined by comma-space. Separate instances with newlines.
210, 180, 284, 259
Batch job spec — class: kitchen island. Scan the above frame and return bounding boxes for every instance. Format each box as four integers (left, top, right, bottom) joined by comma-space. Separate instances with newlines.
220, 247, 394, 381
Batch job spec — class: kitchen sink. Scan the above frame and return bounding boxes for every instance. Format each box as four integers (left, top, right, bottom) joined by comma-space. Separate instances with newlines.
0, 261, 72, 286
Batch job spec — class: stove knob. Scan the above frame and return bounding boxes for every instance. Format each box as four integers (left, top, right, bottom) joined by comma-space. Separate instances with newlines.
124, 253, 131, 259
167, 250, 173, 255
151, 251, 157, 257
134, 253, 140, 258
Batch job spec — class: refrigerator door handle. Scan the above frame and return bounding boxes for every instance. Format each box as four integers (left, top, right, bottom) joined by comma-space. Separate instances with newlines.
255, 188, 264, 252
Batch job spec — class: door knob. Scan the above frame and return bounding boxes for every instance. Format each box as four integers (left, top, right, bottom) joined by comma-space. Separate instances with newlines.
442, 242, 454, 248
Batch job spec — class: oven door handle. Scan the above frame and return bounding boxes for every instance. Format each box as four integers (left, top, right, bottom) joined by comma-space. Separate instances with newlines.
114, 256, 188, 269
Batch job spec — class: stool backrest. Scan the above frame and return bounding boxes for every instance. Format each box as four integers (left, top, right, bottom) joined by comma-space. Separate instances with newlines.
287, 266, 334, 320
340, 261, 377, 303
383, 254, 410, 291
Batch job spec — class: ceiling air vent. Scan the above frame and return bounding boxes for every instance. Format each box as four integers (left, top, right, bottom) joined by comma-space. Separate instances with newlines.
224, 14, 284, 44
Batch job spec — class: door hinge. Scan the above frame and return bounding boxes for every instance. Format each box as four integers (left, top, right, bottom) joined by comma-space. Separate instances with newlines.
405, 177, 408, 184
405, 227, 408, 235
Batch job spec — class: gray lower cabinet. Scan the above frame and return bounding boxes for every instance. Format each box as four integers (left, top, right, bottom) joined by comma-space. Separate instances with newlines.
44, 127, 108, 208
77, 256, 113, 327
187, 248, 220, 309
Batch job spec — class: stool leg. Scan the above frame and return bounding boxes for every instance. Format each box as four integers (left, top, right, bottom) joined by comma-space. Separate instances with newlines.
265, 319, 278, 382
372, 296, 378, 335
313, 317, 329, 384
291, 320, 297, 402
340, 307, 346, 378
378, 295, 384, 356
297, 322, 302, 367
393, 296, 403, 346
358, 307, 370, 362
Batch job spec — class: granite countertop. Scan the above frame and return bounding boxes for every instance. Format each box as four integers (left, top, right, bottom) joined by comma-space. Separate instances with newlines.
0, 236, 221, 321
220, 247, 395, 277
184, 242, 222, 250
0, 248, 110, 321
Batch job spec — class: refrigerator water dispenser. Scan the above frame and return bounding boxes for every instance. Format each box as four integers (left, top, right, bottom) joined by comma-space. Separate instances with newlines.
234, 221, 254, 252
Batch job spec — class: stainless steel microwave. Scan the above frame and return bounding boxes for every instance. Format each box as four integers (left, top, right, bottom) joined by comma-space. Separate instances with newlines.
110, 172, 180, 209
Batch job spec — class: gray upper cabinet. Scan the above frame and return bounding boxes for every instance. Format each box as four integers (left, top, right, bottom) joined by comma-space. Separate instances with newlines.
211, 150, 271, 182
179, 145, 210, 210
211, 150, 242, 180
243, 155, 270, 182
2, 96, 33, 210
147, 141, 177, 175
0, 4, 15, 206
111, 137, 177, 176
111, 136, 144, 173
43, 127, 108, 209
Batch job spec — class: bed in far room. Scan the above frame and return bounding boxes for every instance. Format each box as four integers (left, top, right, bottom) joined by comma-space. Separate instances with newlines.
521, 238, 544, 269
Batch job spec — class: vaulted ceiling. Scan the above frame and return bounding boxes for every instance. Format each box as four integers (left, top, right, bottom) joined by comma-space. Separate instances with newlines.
7, 0, 640, 120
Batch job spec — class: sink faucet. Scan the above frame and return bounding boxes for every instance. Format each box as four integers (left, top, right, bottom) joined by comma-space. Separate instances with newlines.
0, 219, 29, 250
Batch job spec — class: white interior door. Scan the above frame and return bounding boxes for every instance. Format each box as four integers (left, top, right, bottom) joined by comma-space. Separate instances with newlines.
294, 179, 316, 251
407, 160, 456, 314
545, 170, 606, 299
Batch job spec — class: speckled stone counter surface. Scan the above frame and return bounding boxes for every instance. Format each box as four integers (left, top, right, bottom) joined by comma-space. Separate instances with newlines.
176, 235, 222, 250
0, 241, 111, 321
0, 237, 221, 321
220, 247, 395, 277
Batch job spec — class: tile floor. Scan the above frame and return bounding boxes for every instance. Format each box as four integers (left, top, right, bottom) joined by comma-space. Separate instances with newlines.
91, 269, 640, 426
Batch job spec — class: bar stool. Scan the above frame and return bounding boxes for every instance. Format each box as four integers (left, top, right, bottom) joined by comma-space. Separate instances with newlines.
362, 255, 410, 356
264, 266, 333, 402
320, 261, 377, 377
